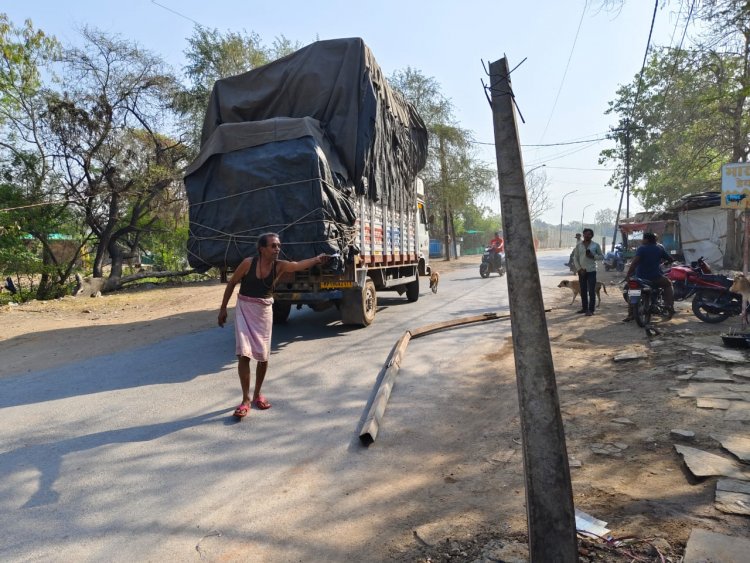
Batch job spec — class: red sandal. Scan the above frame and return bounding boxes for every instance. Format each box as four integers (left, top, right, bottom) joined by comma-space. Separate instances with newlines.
253, 396, 272, 410
233, 404, 250, 418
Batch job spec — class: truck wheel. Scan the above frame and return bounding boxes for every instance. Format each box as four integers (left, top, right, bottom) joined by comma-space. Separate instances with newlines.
340, 278, 377, 326
272, 301, 292, 324
406, 277, 419, 302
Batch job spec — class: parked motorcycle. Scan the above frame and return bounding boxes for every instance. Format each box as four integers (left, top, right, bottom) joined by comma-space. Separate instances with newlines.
666, 257, 747, 323
603, 244, 625, 272
480, 248, 505, 278
691, 286, 747, 323
623, 277, 672, 327
665, 257, 712, 301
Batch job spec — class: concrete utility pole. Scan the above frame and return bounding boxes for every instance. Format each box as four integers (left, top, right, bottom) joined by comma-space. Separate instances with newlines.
488, 57, 577, 561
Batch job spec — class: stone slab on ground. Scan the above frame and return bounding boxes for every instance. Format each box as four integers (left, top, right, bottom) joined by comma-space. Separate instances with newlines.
683, 528, 750, 563
715, 479, 750, 516
705, 347, 748, 364
731, 367, 750, 379
711, 434, 750, 462
677, 383, 747, 400
674, 445, 750, 480
724, 401, 750, 421
691, 367, 735, 382
697, 398, 732, 409
613, 351, 648, 362
611, 417, 635, 425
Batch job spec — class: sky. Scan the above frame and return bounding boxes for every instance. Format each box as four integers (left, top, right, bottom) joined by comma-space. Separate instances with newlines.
5, 0, 686, 228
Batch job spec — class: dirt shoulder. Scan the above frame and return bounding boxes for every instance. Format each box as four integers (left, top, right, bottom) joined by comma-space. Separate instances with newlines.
397, 265, 750, 562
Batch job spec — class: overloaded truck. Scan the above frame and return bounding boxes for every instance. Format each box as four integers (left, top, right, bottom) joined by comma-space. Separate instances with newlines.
184, 38, 431, 327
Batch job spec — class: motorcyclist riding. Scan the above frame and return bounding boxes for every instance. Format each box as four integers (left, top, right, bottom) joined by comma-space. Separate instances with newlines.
623, 232, 675, 322
488, 230, 504, 271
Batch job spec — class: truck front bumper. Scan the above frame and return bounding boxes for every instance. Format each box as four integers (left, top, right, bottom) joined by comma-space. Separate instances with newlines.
273, 290, 344, 303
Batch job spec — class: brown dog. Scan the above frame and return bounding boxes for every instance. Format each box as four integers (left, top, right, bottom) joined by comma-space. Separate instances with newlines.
730, 273, 750, 300
557, 279, 608, 306
429, 271, 440, 294
730, 274, 750, 322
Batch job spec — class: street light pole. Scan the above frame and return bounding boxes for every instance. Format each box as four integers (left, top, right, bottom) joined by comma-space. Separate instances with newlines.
559, 190, 578, 247
525, 163, 546, 176
581, 204, 593, 232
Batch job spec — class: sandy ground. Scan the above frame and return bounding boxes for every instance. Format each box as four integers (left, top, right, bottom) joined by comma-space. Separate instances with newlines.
2, 256, 749, 561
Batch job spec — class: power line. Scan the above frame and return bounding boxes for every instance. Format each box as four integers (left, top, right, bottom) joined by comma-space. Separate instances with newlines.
523, 137, 607, 147
0, 200, 66, 212
538, 0, 589, 143
472, 135, 609, 147
545, 166, 616, 171
150, 0, 205, 27
632, 0, 660, 113
660, 0, 696, 105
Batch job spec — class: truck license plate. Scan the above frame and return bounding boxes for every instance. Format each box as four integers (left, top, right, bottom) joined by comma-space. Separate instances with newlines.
321, 281, 354, 289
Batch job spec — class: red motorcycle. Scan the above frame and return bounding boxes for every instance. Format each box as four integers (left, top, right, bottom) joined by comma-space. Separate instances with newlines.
666, 257, 746, 323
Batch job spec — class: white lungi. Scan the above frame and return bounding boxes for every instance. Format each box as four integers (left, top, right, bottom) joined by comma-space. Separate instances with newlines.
234, 294, 273, 361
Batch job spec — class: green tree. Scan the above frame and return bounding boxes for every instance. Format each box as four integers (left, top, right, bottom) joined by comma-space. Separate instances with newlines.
176, 26, 300, 152
43, 28, 191, 289
390, 67, 495, 259
0, 15, 83, 299
601, 0, 750, 267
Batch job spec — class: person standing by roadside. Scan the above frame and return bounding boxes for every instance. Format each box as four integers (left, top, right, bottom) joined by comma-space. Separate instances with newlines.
572, 228, 604, 316
566, 233, 582, 272
218, 232, 330, 419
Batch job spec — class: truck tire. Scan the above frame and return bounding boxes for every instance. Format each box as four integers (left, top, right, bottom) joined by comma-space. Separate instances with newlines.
405, 277, 419, 302
272, 301, 292, 324
340, 278, 377, 326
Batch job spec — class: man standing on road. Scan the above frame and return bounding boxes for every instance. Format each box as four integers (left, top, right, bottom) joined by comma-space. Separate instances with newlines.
623, 232, 675, 322
218, 232, 330, 419
572, 228, 604, 316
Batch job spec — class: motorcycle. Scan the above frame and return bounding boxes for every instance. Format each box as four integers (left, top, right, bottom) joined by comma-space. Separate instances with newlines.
603, 244, 625, 272
480, 248, 505, 278
666, 257, 747, 323
665, 257, 712, 301
623, 277, 672, 327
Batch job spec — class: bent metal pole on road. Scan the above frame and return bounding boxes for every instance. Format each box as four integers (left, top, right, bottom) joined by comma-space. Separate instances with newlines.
489, 57, 577, 561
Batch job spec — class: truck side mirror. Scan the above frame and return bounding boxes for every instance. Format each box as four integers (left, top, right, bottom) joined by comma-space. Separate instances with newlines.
428, 214, 435, 225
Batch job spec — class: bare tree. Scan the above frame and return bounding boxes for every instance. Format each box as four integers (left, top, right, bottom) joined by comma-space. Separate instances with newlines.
526, 169, 552, 222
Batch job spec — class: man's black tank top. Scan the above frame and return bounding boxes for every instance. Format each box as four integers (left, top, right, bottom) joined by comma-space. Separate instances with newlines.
239, 257, 276, 299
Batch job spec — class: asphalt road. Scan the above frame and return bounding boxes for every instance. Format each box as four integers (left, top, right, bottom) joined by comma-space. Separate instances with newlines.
0, 249, 572, 561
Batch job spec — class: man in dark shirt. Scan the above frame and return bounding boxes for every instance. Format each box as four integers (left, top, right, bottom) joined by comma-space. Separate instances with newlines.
623, 232, 675, 321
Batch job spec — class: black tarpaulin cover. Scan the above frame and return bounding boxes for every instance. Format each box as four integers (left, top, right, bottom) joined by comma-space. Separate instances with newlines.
185, 117, 355, 269
184, 38, 427, 271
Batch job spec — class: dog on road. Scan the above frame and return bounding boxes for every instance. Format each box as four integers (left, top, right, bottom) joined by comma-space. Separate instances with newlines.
558, 279, 608, 307
429, 271, 440, 294
730, 273, 750, 323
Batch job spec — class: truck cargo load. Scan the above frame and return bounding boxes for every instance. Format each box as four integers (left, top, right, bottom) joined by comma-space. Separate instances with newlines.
186, 37, 427, 268
185, 37, 431, 326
